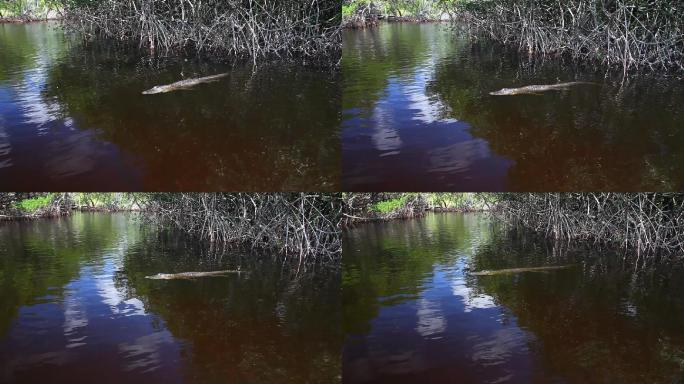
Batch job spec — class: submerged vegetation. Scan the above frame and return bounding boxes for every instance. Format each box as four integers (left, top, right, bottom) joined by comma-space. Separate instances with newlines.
60, 0, 341, 63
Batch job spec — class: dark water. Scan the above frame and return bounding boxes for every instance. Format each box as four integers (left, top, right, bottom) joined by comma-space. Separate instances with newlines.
0, 213, 341, 383
0, 23, 340, 191
343, 213, 684, 383
342, 23, 684, 191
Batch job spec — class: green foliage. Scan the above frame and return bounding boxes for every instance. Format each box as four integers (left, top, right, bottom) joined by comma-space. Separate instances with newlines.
368, 193, 492, 215
342, 2, 359, 17
343, 0, 469, 18
0, 0, 59, 18
72, 193, 143, 210
13, 193, 55, 213
373, 195, 411, 213
1, 193, 144, 217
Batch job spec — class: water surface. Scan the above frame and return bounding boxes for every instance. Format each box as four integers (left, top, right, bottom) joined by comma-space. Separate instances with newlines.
0, 23, 340, 190
343, 213, 684, 383
0, 213, 341, 383
342, 23, 684, 191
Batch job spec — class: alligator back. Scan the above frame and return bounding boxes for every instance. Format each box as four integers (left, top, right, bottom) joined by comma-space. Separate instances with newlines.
490, 81, 595, 95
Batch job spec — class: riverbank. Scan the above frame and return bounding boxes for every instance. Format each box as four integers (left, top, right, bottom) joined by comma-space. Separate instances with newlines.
343, 17, 448, 28
0, 193, 143, 221
0, 10, 61, 23
0, 207, 140, 221
343, 14, 450, 28
343, 193, 684, 265
342, 0, 683, 74
0, 16, 60, 23
342, 193, 494, 225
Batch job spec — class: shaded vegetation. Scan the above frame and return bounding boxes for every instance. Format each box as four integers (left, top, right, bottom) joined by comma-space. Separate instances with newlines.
344, 0, 683, 73
1, 193, 343, 263
60, 0, 342, 63
495, 193, 684, 264
454, 0, 684, 74
344, 193, 684, 263
343, 0, 461, 22
343, 193, 494, 222
146, 193, 342, 263
0, 193, 142, 219
0, 0, 60, 20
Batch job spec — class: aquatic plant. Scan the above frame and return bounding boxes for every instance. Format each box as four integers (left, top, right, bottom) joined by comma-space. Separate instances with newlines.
59, 0, 341, 63
454, 0, 684, 74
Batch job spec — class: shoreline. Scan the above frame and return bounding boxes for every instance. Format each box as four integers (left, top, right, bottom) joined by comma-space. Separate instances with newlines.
0, 13, 62, 24
0, 207, 142, 221
343, 16, 452, 29
343, 207, 492, 226
0, 9, 62, 23
0, 18, 60, 23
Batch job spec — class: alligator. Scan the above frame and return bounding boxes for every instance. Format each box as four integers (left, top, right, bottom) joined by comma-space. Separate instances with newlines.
471, 265, 574, 276
142, 73, 228, 95
145, 269, 244, 280
489, 82, 595, 96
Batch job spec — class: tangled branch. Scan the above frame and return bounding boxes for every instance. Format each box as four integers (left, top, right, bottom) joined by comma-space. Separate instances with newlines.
495, 193, 684, 264
60, 0, 341, 64
457, 0, 684, 75
145, 193, 342, 263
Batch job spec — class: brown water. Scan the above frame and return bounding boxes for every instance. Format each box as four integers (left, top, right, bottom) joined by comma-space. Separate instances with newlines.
0, 213, 341, 383
342, 23, 684, 191
343, 213, 684, 383
0, 23, 341, 191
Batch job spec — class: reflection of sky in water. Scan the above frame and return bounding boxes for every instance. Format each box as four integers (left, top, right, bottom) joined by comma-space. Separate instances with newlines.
346, 259, 536, 383
0, 26, 141, 188
14, 63, 62, 128
0, 237, 182, 382
342, 44, 513, 190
